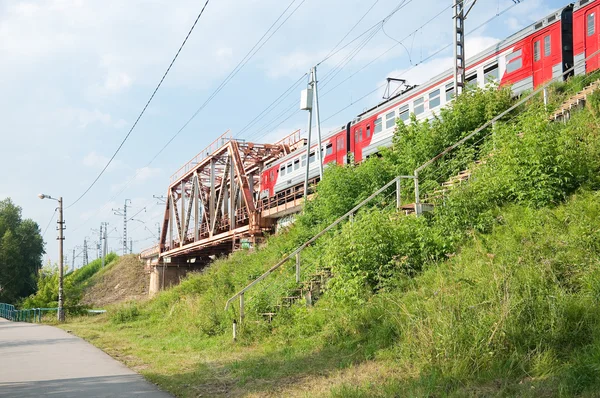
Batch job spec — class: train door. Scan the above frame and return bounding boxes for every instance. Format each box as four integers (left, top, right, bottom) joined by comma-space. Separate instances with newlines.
353, 125, 363, 162
532, 32, 554, 87
585, 8, 599, 72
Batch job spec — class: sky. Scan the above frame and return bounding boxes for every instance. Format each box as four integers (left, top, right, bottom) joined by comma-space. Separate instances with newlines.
0, 0, 568, 268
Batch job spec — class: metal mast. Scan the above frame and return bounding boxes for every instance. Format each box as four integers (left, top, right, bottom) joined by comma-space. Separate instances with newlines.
453, 0, 477, 97
112, 199, 131, 255
83, 238, 89, 266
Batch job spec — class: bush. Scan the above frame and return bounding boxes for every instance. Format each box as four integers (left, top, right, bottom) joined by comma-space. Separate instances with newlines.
110, 302, 140, 324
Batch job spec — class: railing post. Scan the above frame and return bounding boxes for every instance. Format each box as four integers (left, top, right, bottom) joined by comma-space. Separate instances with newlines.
295, 252, 301, 283
414, 170, 421, 216
232, 319, 237, 341
396, 178, 401, 209
239, 293, 245, 324
543, 87, 548, 106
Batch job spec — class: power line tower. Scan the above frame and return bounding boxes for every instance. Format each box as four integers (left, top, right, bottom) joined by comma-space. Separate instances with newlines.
112, 199, 131, 256
453, 0, 478, 97
101, 222, 109, 267
83, 238, 89, 266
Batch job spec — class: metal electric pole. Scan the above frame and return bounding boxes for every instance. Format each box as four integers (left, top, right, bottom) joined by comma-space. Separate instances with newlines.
101, 222, 108, 267
301, 66, 325, 200
453, 0, 478, 97
57, 197, 65, 322
72, 248, 76, 271
129, 239, 133, 255
83, 238, 89, 266
112, 199, 131, 256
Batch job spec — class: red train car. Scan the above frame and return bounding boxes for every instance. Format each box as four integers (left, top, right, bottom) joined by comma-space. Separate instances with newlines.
260, 2, 593, 201
574, 0, 600, 75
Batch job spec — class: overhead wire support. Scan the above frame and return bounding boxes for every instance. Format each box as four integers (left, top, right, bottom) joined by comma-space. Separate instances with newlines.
66, 0, 212, 210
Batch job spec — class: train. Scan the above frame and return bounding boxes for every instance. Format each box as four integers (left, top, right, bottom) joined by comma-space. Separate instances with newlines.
259, 0, 600, 199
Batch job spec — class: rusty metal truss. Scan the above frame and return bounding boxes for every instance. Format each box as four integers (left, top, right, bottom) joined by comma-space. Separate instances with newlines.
143, 131, 302, 267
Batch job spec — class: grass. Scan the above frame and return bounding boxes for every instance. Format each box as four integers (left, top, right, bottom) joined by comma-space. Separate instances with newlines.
61, 190, 600, 397
55, 83, 600, 397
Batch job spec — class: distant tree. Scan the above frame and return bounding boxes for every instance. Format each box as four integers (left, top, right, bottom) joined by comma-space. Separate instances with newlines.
0, 199, 45, 303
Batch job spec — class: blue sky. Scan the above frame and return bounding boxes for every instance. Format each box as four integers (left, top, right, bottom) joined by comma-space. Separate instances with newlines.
0, 0, 568, 267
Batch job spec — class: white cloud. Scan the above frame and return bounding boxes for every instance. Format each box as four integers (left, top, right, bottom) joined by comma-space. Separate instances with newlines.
109, 167, 162, 192
83, 151, 122, 171
103, 72, 133, 93
134, 167, 161, 183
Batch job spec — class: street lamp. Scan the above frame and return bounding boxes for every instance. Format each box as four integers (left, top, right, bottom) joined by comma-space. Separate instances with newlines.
38, 193, 65, 322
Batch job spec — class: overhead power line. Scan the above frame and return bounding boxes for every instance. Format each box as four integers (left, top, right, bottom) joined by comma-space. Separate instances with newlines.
41, 208, 57, 239
71, 0, 306, 232
67, 0, 212, 209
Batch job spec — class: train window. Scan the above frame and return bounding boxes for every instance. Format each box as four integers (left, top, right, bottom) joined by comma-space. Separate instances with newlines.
270, 171, 274, 181
484, 64, 499, 81
309, 152, 316, 163
466, 73, 477, 88
280, 166, 286, 176
534, 41, 541, 61
294, 159, 300, 170
337, 136, 345, 150
445, 83, 454, 101
355, 128, 363, 143
544, 35, 551, 57
287, 163, 292, 174
325, 144, 333, 156
301, 154, 307, 167
429, 89, 441, 109
374, 117, 383, 134
414, 97, 425, 115
506, 49, 523, 73
588, 13, 595, 37
399, 104, 409, 121
385, 111, 396, 129
366, 126, 371, 138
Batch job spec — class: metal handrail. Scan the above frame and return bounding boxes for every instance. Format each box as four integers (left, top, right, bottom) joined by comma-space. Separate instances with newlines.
224, 174, 415, 311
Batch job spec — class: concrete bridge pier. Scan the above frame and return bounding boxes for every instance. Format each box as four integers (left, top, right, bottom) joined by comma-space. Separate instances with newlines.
148, 263, 205, 297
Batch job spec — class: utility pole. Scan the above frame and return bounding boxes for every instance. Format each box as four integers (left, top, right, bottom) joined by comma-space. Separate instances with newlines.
99, 222, 104, 263
72, 248, 76, 271
301, 66, 325, 200
129, 239, 133, 255
156, 222, 161, 243
312, 66, 324, 181
83, 238, 89, 266
112, 199, 131, 256
453, 0, 478, 97
101, 222, 108, 267
57, 197, 65, 322
38, 193, 65, 322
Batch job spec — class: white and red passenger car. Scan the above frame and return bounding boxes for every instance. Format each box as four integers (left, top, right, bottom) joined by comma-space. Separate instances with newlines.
260, 0, 599, 199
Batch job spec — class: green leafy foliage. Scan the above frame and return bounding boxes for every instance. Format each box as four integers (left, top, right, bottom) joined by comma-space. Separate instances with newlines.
22, 253, 118, 309
0, 198, 44, 303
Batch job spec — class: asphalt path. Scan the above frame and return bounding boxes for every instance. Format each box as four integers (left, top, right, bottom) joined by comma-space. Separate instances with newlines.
0, 317, 172, 397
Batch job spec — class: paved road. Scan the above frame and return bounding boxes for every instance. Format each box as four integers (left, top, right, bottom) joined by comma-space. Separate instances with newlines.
0, 317, 172, 397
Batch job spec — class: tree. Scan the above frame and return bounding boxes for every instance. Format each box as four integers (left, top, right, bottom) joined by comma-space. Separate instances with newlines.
0, 198, 45, 303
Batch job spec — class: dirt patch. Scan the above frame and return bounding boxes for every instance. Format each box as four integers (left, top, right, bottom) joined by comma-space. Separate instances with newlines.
81, 255, 149, 307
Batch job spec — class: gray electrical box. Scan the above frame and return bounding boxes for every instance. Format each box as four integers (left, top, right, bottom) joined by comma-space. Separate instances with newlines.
300, 87, 313, 110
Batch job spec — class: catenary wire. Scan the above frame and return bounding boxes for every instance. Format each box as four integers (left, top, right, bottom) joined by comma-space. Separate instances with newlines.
70, 0, 307, 232
67, 0, 212, 210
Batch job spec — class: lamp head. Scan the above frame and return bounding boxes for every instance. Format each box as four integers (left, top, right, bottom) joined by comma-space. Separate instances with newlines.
38, 194, 46, 200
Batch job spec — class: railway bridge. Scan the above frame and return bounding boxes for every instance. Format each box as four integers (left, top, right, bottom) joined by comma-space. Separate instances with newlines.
140, 131, 310, 294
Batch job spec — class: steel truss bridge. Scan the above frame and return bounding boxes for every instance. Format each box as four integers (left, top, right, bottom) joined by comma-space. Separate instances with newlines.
140, 131, 309, 277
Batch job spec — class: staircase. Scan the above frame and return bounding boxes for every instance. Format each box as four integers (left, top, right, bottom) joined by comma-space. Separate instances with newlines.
260, 267, 333, 322
550, 79, 600, 122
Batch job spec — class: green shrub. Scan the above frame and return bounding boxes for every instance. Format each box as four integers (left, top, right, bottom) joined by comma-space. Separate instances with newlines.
110, 302, 140, 324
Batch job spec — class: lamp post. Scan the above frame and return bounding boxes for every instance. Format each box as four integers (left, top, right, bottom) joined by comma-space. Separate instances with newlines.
38, 193, 65, 322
